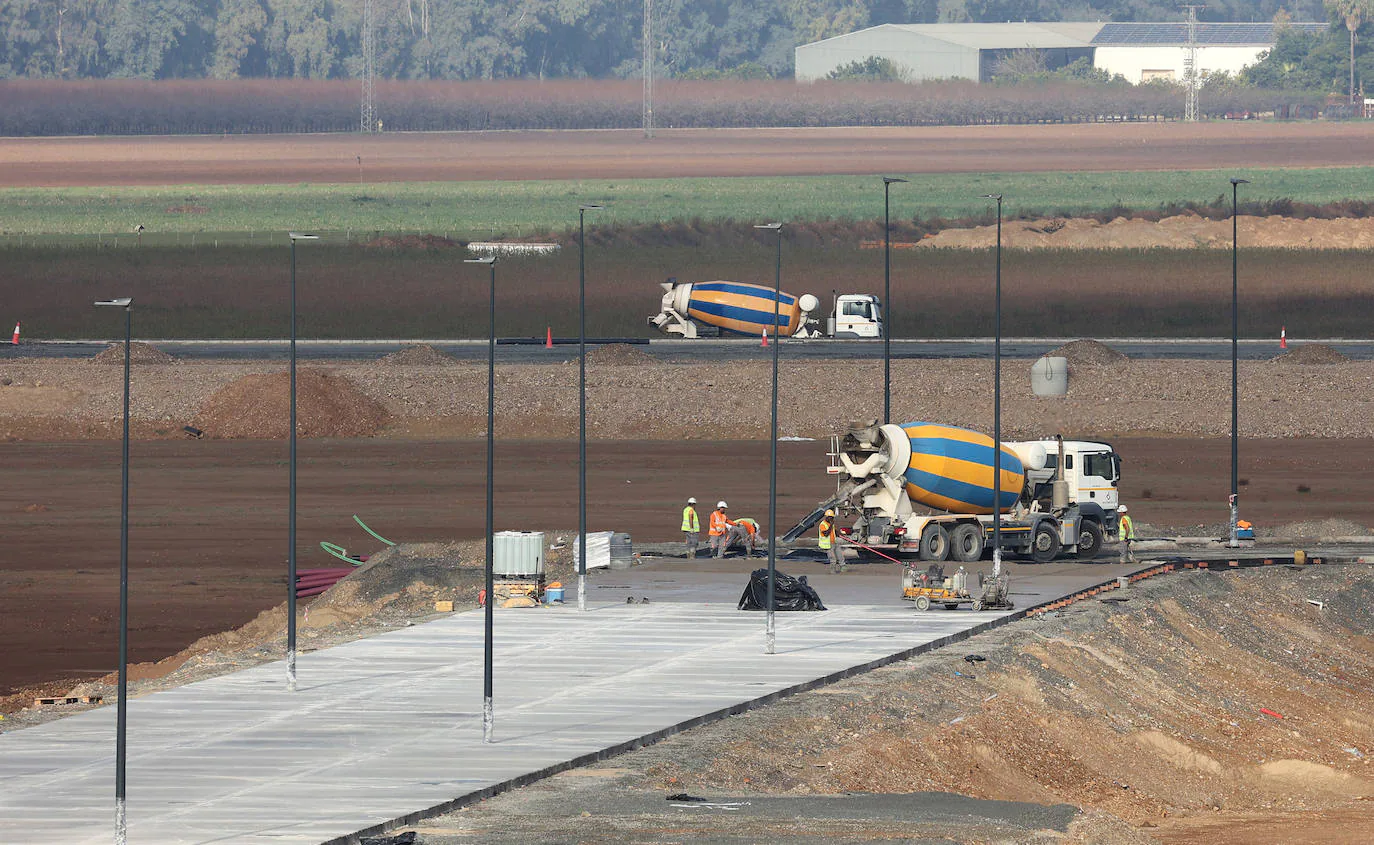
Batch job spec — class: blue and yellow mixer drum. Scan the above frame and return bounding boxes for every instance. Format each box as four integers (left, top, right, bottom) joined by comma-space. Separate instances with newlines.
684, 281, 814, 337
900, 423, 1025, 515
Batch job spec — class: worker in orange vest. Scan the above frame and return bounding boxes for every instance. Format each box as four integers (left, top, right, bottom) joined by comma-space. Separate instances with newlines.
819, 509, 842, 568
709, 501, 736, 558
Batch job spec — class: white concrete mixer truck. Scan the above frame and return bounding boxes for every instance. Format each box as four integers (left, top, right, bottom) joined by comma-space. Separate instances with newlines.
784, 420, 1122, 563
648, 279, 882, 339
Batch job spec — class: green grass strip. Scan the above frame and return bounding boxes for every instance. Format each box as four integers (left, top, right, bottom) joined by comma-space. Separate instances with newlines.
0, 167, 1370, 238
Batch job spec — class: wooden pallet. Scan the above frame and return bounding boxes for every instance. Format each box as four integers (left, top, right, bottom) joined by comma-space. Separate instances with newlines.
33, 695, 103, 707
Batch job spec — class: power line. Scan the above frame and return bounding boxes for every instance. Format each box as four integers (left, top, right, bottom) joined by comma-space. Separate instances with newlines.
361, 0, 377, 133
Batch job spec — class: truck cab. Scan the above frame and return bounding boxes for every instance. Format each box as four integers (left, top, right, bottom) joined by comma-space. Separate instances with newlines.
826, 294, 883, 339
1018, 438, 1121, 556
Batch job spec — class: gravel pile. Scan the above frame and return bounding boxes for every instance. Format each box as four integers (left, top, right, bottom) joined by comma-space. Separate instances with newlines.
1271, 343, 1349, 365
91, 341, 176, 365
7, 357, 1374, 440
1261, 518, 1370, 539
585, 343, 658, 366
1046, 339, 1128, 365
192, 370, 390, 438
377, 345, 462, 366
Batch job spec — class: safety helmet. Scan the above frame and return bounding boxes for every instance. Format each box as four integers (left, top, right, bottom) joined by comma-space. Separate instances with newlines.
717, 501, 728, 509
687, 497, 697, 504
824, 509, 835, 517
1119, 505, 1128, 513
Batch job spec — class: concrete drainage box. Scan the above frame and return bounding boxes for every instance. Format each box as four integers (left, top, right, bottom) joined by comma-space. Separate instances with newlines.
493, 531, 545, 576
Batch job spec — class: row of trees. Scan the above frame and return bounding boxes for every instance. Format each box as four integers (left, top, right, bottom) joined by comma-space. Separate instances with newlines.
0, 77, 1325, 136
0, 0, 1337, 81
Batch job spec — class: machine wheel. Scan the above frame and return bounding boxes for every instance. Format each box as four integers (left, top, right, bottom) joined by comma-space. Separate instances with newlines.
971, 599, 984, 612
918, 524, 950, 561
1030, 523, 1062, 563
950, 523, 984, 562
914, 595, 931, 611
1076, 520, 1104, 560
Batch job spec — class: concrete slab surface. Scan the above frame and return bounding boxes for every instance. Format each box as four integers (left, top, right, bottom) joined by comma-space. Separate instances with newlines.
0, 561, 1131, 845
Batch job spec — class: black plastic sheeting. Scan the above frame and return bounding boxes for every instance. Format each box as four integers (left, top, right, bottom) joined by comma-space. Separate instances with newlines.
737, 568, 827, 611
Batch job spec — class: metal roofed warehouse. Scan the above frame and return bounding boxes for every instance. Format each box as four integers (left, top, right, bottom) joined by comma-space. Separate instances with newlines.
794, 21, 1328, 84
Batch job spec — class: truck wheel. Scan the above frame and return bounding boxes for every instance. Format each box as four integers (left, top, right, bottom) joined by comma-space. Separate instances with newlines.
1031, 523, 1062, 563
914, 595, 931, 611
950, 523, 984, 562
1076, 521, 1104, 560
918, 524, 950, 561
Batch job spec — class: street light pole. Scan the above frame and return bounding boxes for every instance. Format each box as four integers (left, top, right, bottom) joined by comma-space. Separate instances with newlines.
755, 222, 783, 655
94, 296, 133, 845
1229, 178, 1248, 548
577, 205, 602, 612
882, 177, 907, 425
465, 256, 498, 742
981, 195, 1004, 578
286, 232, 317, 692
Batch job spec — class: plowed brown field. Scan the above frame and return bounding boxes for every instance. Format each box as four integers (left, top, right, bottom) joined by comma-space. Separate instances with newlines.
3, 123, 1371, 187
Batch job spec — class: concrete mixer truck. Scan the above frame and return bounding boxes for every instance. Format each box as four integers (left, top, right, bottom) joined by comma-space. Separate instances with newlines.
648, 279, 882, 339
784, 421, 1122, 563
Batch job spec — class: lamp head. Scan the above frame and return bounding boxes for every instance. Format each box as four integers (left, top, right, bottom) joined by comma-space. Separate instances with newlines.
94, 298, 133, 308
754, 222, 783, 231
1230, 178, 1250, 186
981, 194, 1002, 201
579, 204, 604, 211
288, 232, 320, 241
883, 176, 908, 185
464, 256, 497, 265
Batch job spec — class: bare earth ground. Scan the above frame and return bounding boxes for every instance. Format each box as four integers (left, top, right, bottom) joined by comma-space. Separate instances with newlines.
0, 123, 1371, 186
414, 566, 1373, 845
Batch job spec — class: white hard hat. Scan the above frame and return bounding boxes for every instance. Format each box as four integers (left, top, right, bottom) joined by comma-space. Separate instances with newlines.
717, 501, 728, 509
1119, 505, 1128, 513
687, 497, 697, 504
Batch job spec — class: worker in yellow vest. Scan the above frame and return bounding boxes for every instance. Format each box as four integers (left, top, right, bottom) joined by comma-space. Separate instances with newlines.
1118, 505, 1135, 563
818, 509, 842, 568
681, 497, 700, 559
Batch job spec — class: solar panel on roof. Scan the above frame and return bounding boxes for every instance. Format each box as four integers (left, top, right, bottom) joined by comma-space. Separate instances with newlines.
1092, 21, 1327, 45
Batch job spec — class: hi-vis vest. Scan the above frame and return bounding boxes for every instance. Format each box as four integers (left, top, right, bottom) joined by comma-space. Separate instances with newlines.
818, 518, 835, 549
737, 518, 759, 535
709, 510, 730, 536
681, 506, 699, 533
1120, 514, 1135, 540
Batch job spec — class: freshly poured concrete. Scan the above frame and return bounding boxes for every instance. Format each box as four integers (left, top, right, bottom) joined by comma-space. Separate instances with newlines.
0, 564, 1125, 844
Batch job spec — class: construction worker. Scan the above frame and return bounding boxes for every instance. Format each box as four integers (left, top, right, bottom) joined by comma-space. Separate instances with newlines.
709, 501, 736, 558
818, 509, 842, 568
1118, 505, 1136, 563
731, 517, 761, 557
681, 497, 700, 559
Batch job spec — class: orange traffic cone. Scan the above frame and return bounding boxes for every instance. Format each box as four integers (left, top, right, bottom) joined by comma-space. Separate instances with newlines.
760, 328, 768, 348
1280, 326, 1287, 349
10, 322, 17, 345
545, 327, 553, 349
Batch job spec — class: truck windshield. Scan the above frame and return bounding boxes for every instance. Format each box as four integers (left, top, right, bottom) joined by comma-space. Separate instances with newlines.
842, 301, 871, 319
1083, 452, 1116, 480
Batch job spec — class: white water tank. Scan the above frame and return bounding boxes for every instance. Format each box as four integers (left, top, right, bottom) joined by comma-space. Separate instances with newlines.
1031, 356, 1069, 396
493, 531, 544, 576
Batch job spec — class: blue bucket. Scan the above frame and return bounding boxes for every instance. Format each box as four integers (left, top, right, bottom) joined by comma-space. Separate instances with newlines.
545, 587, 565, 603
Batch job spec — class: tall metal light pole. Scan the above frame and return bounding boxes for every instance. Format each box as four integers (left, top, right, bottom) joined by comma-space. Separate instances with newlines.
755, 222, 783, 655
981, 195, 1004, 578
95, 296, 133, 845
881, 177, 907, 425
1229, 178, 1248, 548
286, 232, 318, 692
465, 256, 498, 742
577, 205, 603, 612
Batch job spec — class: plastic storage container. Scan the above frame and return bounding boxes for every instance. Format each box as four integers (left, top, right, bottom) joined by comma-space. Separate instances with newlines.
493, 531, 545, 576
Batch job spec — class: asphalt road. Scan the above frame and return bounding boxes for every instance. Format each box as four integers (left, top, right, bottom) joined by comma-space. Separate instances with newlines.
8, 337, 1372, 362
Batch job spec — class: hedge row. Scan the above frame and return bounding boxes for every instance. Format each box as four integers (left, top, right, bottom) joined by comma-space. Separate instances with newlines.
0, 79, 1328, 136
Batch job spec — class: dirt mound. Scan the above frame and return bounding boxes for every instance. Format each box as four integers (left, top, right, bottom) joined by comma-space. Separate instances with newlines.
1271, 343, 1349, 365
192, 370, 389, 438
377, 345, 461, 366
585, 343, 657, 365
91, 341, 175, 365
1045, 339, 1129, 365
1262, 517, 1370, 539
307, 542, 482, 624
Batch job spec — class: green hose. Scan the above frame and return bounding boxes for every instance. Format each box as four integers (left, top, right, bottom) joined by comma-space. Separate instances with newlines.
353, 515, 396, 546
319, 541, 366, 565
